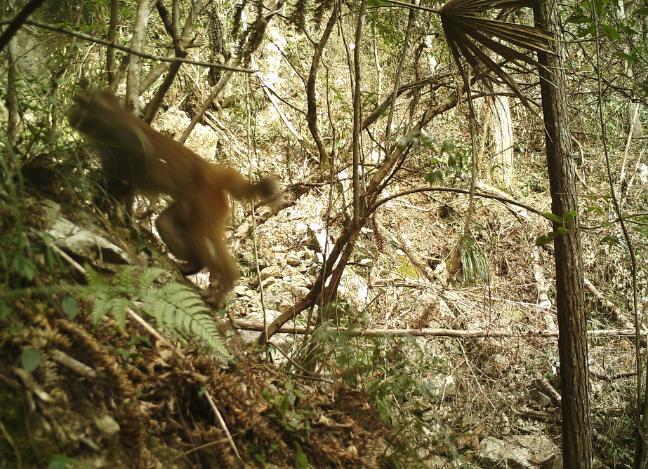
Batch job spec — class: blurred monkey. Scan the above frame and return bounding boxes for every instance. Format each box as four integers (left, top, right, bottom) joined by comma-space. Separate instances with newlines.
69, 89, 276, 302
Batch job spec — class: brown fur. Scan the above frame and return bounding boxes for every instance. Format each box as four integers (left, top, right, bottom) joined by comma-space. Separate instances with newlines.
69, 90, 276, 302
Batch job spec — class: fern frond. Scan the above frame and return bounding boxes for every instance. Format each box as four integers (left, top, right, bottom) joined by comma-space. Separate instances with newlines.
84, 266, 231, 359
138, 267, 166, 290
141, 283, 231, 359
84, 264, 107, 288
114, 266, 138, 291
90, 292, 112, 324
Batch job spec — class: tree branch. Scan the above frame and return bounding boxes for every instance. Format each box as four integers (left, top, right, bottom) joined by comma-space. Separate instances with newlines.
238, 321, 646, 339
372, 186, 546, 218
0, 0, 45, 52
0, 19, 254, 73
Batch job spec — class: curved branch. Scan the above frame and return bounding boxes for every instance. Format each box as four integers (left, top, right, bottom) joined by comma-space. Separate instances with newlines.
307, 2, 338, 164
371, 186, 546, 218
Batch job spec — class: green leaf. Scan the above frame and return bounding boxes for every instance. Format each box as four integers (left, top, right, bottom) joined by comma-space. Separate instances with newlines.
440, 141, 454, 154
616, 52, 635, 65
420, 131, 434, 146
21, 347, 42, 373
586, 204, 605, 215
535, 233, 555, 246
47, 454, 77, 469
577, 25, 597, 38
564, 210, 578, 222
600, 235, 620, 246
601, 24, 621, 41
636, 7, 648, 15
542, 212, 563, 223
12, 256, 37, 281
61, 296, 80, 319
567, 14, 591, 24
294, 445, 311, 469
0, 300, 10, 320
425, 170, 444, 184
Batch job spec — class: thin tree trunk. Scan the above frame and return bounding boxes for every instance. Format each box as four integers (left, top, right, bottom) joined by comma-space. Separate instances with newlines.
533, 0, 592, 465
126, 0, 156, 113
489, 93, 514, 186
106, 0, 119, 85
351, 0, 366, 228
6, 36, 19, 146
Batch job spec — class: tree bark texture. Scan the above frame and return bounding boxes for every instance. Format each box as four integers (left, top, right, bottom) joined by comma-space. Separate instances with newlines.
126, 0, 156, 113
533, 0, 592, 466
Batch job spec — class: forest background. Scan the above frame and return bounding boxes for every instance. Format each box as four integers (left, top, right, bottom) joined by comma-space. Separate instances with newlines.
0, 0, 647, 466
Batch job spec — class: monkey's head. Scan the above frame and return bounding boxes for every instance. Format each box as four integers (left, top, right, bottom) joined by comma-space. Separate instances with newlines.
69, 90, 124, 139
69, 89, 150, 156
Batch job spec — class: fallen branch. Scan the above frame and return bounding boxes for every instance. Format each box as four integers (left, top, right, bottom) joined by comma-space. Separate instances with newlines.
584, 278, 632, 328
235, 320, 645, 339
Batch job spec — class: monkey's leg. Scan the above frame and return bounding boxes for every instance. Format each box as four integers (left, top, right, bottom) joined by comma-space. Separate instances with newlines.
156, 202, 203, 275
194, 234, 240, 304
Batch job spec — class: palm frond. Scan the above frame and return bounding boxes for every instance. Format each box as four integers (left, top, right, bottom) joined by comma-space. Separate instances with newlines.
440, 0, 555, 106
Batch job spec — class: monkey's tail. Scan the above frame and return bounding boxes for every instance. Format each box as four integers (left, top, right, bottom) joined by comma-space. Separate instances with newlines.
219, 167, 277, 201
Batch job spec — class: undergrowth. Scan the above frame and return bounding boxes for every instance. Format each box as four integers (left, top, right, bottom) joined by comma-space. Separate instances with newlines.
85, 265, 231, 358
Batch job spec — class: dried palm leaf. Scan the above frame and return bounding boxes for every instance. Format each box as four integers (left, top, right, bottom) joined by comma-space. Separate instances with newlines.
440, 0, 555, 106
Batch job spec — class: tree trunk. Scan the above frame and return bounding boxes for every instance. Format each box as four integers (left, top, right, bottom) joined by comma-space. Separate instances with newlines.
489, 93, 514, 187
126, 0, 155, 113
533, 0, 592, 466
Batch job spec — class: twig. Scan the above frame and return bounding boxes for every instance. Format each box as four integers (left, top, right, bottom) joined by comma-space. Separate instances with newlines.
204, 392, 242, 461
50, 348, 97, 378
254, 62, 306, 146
378, 0, 441, 14
373, 186, 546, 218
306, 2, 337, 163
236, 320, 646, 339
0, 19, 254, 73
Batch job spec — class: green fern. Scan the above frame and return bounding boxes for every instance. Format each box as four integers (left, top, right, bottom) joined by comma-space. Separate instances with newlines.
84, 265, 230, 359
140, 283, 231, 359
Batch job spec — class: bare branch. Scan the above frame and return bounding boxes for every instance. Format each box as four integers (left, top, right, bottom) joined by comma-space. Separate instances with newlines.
1, 19, 254, 73
307, 3, 338, 164
0, 0, 45, 52
372, 185, 546, 218
239, 321, 645, 339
